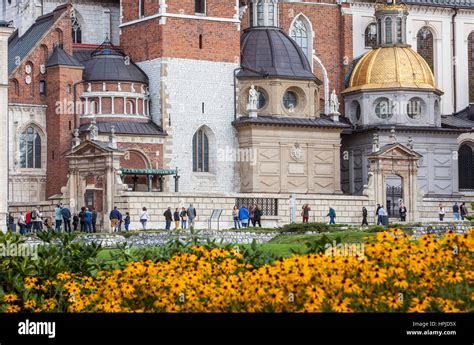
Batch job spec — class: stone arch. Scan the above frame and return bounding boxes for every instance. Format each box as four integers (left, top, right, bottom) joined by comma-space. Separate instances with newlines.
289, 13, 314, 63
458, 141, 474, 190
120, 149, 151, 170
10, 78, 19, 97
55, 28, 63, 47
312, 55, 329, 115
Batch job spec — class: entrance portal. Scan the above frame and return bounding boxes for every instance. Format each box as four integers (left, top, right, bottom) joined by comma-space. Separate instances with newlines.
386, 175, 403, 219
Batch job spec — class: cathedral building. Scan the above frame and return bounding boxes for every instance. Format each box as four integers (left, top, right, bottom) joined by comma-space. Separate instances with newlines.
1, 0, 473, 230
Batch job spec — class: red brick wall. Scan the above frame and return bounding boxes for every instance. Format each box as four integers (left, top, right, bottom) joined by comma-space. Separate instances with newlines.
45, 66, 84, 198
120, 1, 240, 63
8, 5, 73, 103
279, 2, 353, 106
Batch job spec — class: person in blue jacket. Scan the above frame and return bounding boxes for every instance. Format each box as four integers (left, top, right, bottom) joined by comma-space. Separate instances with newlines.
85, 208, 93, 233
238, 205, 250, 228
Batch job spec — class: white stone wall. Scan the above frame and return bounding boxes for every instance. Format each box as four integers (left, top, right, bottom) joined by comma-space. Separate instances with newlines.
138, 57, 240, 194
8, 104, 47, 204
44, 0, 121, 45
350, 2, 474, 115
114, 192, 376, 231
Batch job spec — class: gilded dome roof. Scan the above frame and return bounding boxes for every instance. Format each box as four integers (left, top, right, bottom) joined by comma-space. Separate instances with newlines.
343, 46, 441, 95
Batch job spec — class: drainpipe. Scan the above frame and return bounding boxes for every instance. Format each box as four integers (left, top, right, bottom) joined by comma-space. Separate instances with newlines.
452, 8, 458, 114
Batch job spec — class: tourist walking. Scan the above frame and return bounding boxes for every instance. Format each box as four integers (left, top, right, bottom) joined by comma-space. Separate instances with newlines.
173, 208, 180, 230
54, 204, 63, 231
85, 208, 93, 233
232, 205, 240, 229
180, 207, 188, 229
253, 205, 262, 228
399, 203, 407, 222
109, 206, 121, 232
453, 202, 460, 221
72, 213, 79, 231
460, 202, 468, 220
438, 204, 445, 221
124, 212, 131, 231
140, 207, 149, 230
79, 207, 87, 232
327, 206, 336, 225
30, 208, 42, 232
187, 204, 197, 231
62, 206, 72, 233
377, 205, 386, 225
239, 205, 249, 228
91, 208, 97, 233
361, 207, 368, 226
164, 207, 173, 230
17, 212, 26, 235
301, 204, 311, 223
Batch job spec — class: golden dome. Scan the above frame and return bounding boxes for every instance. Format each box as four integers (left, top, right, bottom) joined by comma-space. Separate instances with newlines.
343, 46, 442, 95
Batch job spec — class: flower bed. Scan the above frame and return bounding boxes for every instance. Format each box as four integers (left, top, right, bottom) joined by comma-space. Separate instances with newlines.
1, 229, 473, 313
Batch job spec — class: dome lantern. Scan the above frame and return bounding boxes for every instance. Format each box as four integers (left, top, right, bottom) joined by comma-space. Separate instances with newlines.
374, 0, 408, 46
248, 0, 278, 28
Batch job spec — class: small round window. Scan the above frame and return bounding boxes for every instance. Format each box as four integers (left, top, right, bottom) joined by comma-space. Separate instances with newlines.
375, 98, 393, 120
283, 91, 298, 110
257, 91, 266, 110
407, 98, 423, 119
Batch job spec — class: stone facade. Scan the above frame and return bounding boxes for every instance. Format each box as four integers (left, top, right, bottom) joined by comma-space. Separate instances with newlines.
236, 125, 342, 194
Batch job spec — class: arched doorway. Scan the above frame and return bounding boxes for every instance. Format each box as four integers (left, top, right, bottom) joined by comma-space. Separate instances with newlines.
386, 175, 403, 218
459, 143, 474, 191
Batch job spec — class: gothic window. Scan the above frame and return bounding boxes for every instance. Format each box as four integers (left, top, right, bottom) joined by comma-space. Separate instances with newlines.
365, 23, 377, 48
385, 18, 393, 44
459, 144, 474, 190
290, 17, 310, 60
417, 27, 434, 75
39, 80, 46, 96
71, 11, 82, 44
19, 127, 42, 169
193, 128, 209, 172
468, 31, 474, 103
195, 0, 206, 14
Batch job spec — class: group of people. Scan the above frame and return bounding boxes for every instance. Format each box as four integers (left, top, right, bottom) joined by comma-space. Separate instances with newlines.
13, 204, 74, 234
163, 204, 197, 230
109, 207, 132, 232
438, 202, 469, 221
232, 205, 263, 229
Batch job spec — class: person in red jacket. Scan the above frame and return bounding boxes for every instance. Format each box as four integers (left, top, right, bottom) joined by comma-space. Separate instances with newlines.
25, 211, 31, 234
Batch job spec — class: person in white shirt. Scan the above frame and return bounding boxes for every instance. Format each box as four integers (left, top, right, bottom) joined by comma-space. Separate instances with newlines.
438, 204, 446, 221
140, 207, 149, 230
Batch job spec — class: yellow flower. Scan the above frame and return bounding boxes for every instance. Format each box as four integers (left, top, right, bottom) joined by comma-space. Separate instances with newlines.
3, 294, 17, 303
24, 299, 36, 310
6, 304, 20, 313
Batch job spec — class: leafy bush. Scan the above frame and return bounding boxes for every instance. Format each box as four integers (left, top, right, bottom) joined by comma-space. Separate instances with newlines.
278, 222, 344, 234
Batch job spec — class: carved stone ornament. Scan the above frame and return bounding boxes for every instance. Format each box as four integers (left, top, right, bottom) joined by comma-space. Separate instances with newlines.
290, 143, 304, 161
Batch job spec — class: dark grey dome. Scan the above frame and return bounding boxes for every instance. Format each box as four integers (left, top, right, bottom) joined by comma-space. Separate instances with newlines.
83, 40, 148, 84
238, 27, 316, 81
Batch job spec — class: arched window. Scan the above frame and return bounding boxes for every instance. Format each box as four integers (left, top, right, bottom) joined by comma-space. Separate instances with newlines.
385, 18, 393, 44
127, 100, 135, 115
417, 27, 434, 74
290, 16, 311, 60
365, 23, 377, 48
55, 28, 63, 47
468, 31, 474, 103
71, 10, 82, 44
40, 44, 48, 62
19, 127, 42, 169
396, 17, 402, 43
11, 79, 19, 97
193, 128, 209, 172
90, 101, 98, 115
256, 1, 264, 26
459, 144, 474, 190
